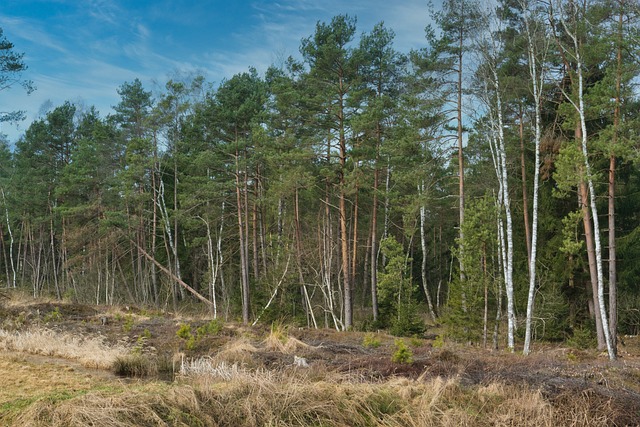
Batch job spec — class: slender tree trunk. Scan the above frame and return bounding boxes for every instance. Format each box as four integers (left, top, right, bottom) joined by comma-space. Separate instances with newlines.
338, 87, 352, 329
523, 16, 544, 354
519, 105, 532, 265
419, 182, 437, 321
370, 166, 380, 321
351, 182, 359, 298
151, 133, 159, 305
235, 148, 250, 324
607, 1, 624, 356
581, 169, 605, 348
202, 216, 217, 318
295, 187, 317, 328
49, 202, 61, 300
1, 189, 16, 288
252, 191, 260, 283
482, 242, 488, 349
457, 26, 466, 287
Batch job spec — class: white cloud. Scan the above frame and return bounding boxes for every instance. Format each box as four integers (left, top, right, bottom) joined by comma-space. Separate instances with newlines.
0, 16, 68, 54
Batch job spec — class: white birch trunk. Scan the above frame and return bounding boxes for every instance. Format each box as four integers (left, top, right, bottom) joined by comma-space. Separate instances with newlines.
1, 189, 16, 288
494, 71, 516, 352
523, 8, 546, 355
484, 64, 515, 351
557, 2, 615, 359
419, 182, 437, 321
201, 216, 218, 319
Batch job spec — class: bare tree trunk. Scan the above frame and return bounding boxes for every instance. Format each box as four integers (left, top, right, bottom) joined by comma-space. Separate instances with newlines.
151, 133, 159, 305
519, 106, 532, 265
235, 148, 250, 324
252, 193, 260, 283
338, 88, 352, 329
457, 26, 466, 287
523, 10, 545, 354
1, 189, 16, 288
419, 182, 437, 321
370, 167, 380, 321
607, 1, 624, 356
295, 187, 317, 328
202, 216, 217, 318
350, 182, 359, 300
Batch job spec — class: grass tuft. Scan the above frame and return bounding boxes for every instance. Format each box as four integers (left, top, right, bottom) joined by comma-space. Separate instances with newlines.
0, 327, 127, 369
112, 353, 157, 378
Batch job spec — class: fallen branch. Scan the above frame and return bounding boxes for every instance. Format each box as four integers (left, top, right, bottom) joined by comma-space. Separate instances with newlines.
130, 238, 213, 307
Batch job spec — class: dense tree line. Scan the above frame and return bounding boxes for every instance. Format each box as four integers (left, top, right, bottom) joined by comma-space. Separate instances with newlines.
1, 0, 640, 357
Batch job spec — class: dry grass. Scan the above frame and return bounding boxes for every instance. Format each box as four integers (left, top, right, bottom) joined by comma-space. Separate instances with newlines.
0, 327, 128, 369
3, 366, 622, 427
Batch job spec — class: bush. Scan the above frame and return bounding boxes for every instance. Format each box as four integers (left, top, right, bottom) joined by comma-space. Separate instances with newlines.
177, 319, 224, 351
392, 339, 413, 364
362, 332, 382, 348
567, 325, 597, 350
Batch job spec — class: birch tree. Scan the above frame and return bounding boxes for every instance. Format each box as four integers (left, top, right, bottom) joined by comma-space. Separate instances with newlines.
552, 0, 615, 359
522, 0, 550, 356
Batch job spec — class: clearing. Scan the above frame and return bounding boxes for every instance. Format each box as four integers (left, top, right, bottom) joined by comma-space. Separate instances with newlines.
1, 295, 640, 426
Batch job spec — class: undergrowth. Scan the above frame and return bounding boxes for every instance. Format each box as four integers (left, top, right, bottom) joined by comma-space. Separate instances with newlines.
2, 368, 624, 427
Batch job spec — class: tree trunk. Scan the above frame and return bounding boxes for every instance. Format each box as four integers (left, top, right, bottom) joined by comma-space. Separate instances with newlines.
523, 16, 544, 354
457, 26, 466, 287
419, 183, 437, 321
235, 148, 250, 324
519, 105, 532, 265
607, 1, 624, 356
370, 166, 380, 322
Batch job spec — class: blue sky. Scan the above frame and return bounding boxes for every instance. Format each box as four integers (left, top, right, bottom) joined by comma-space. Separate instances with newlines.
0, 0, 433, 143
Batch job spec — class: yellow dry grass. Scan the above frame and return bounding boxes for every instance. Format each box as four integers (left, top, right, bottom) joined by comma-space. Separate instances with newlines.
3, 366, 619, 427
0, 328, 128, 369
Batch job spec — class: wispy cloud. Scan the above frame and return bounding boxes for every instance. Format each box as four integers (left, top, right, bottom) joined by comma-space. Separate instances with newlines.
1, 0, 433, 143
0, 16, 68, 54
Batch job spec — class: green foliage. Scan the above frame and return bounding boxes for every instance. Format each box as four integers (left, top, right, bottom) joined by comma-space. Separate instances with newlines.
44, 307, 62, 323
391, 339, 413, 364
196, 319, 224, 339
0, 28, 34, 123
362, 333, 382, 348
176, 323, 192, 340
444, 195, 498, 344
432, 335, 445, 349
377, 236, 425, 337
122, 314, 135, 333
176, 320, 224, 351
567, 325, 597, 350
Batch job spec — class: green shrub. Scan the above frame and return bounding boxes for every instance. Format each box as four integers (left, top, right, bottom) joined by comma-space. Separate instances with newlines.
122, 314, 135, 332
392, 339, 413, 364
432, 334, 445, 348
176, 323, 192, 340
567, 325, 597, 350
196, 319, 223, 338
177, 320, 223, 351
44, 307, 62, 323
362, 332, 382, 348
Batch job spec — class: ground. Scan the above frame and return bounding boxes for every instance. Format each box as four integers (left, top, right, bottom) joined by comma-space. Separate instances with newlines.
1, 293, 640, 426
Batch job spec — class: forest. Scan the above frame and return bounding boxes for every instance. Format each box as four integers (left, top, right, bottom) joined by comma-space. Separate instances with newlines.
1, 0, 640, 361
